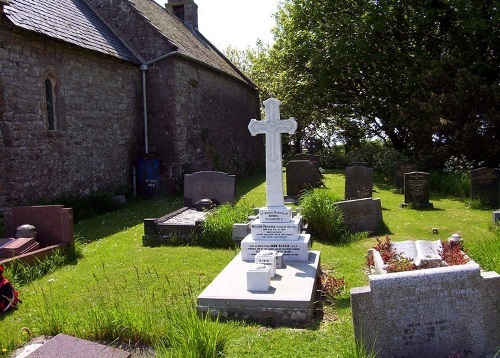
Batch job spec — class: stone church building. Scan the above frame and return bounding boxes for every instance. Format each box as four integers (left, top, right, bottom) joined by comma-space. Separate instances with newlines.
0, 0, 264, 207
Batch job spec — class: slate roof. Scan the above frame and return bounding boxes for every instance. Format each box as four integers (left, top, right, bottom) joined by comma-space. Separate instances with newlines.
3, 0, 254, 86
4, 0, 139, 63
128, 0, 252, 86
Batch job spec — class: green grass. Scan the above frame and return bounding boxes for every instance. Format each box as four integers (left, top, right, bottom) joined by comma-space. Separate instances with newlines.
1, 170, 498, 357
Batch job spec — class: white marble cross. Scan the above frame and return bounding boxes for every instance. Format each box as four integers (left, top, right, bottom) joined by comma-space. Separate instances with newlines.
248, 98, 297, 207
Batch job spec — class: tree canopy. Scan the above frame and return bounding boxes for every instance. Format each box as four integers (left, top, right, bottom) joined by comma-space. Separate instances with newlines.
248, 0, 499, 168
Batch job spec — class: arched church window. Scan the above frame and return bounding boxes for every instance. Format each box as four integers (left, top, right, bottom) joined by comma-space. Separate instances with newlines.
44, 77, 56, 130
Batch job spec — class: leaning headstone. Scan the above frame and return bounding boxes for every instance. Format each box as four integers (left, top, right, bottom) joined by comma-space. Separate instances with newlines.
470, 167, 499, 208
345, 166, 373, 200
334, 198, 383, 234
394, 162, 417, 191
184, 171, 235, 207
351, 264, 499, 357
402, 171, 433, 208
286, 160, 320, 197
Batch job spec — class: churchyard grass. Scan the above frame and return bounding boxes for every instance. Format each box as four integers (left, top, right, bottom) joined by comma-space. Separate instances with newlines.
1, 170, 498, 357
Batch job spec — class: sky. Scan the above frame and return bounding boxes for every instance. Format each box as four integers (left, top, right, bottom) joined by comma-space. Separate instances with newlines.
154, 0, 280, 50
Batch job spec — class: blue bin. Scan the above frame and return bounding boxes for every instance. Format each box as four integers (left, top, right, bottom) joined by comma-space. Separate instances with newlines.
136, 158, 160, 197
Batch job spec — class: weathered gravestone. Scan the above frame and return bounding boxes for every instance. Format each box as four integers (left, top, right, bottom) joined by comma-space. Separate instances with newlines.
402, 171, 433, 208
143, 171, 235, 245
351, 264, 500, 357
470, 167, 499, 208
345, 165, 373, 200
197, 98, 320, 326
347, 161, 370, 167
286, 160, 321, 197
394, 162, 418, 191
294, 153, 321, 172
334, 198, 383, 235
184, 171, 236, 207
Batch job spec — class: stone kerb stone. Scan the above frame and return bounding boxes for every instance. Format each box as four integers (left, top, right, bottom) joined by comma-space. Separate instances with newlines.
334, 198, 383, 234
183, 171, 235, 207
345, 166, 373, 200
403, 171, 433, 208
351, 264, 500, 358
470, 167, 499, 208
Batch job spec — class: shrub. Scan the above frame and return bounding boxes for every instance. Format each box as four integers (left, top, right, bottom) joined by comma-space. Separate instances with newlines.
299, 189, 350, 243
200, 203, 253, 248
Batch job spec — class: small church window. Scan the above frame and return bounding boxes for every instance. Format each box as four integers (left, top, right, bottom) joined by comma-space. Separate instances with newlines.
44, 77, 57, 130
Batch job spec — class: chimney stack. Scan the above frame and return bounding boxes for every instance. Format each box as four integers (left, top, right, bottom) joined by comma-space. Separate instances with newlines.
0, 0, 9, 14
166, 0, 198, 30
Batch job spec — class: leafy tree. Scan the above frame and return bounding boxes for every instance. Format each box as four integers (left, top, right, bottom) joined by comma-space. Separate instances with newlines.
249, 0, 499, 167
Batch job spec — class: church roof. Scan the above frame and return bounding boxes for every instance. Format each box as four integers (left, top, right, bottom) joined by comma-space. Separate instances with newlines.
3, 0, 139, 63
3, 0, 255, 87
128, 0, 251, 85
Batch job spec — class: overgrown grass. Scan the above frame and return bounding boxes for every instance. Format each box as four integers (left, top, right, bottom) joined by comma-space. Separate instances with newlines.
0, 171, 498, 357
200, 202, 254, 248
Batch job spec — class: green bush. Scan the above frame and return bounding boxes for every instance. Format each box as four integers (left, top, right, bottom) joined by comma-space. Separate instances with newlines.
200, 203, 253, 248
299, 189, 350, 243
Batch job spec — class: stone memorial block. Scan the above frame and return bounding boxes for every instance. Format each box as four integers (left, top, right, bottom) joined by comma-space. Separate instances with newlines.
255, 250, 277, 277
184, 171, 235, 207
394, 162, 417, 190
493, 210, 500, 223
4, 205, 74, 247
351, 264, 500, 357
0, 237, 40, 259
334, 198, 383, 234
345, 166, 373, 200
286, 160, 321, 196
403, 171, 433, 208
470, 167, 499, 208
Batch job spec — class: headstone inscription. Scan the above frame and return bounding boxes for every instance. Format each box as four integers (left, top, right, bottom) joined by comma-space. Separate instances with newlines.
241, 98, 311, 262
394, 162, 417, 190
183, 171, 235, 207
334, 198, 383, 234
345, 165, 373, 200
470, 167, 499, 208
402, 171, 433, 208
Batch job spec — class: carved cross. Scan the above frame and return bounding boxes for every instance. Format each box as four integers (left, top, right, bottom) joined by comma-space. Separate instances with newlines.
248, 98, 297, 207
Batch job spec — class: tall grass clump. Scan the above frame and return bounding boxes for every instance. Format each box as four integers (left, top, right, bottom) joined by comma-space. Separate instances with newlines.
299, 189, 351, 243
4, 250, 68, 286
467, 234, 500, 273
200, 202, 253, 248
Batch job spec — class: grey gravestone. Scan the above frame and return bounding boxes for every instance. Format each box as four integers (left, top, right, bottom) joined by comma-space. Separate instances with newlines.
334, 198, 383, 234
347, 161, 370, 167
184, 171, 235, 207
294, 153, 321, 172
403, 171, 433, 208
470, 167, 499, 208
345, 166, 373, 200
286, 160, 320, 196
351, 264, 500, 357
394, 162, 417, 190
493, 211, 500, 223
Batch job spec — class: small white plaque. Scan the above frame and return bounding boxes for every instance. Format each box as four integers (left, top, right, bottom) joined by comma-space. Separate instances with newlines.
246, 264, 271, 291
255, 250, 277, 277
258, 207, 292, 222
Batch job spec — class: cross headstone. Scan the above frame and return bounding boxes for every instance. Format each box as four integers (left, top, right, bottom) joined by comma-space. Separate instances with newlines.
248, 98, 297, 208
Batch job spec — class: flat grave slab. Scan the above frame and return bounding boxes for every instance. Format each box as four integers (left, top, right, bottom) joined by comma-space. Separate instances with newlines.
26, 333, 130, 358
197, 251, 320, 326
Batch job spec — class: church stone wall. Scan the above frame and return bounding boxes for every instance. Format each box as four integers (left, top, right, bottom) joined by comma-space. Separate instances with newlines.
146, 57, 264, 191
0, 25, 141, 207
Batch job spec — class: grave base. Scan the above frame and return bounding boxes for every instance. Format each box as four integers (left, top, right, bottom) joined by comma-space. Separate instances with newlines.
197, 251, 320, 327
401, 202, 434, 209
